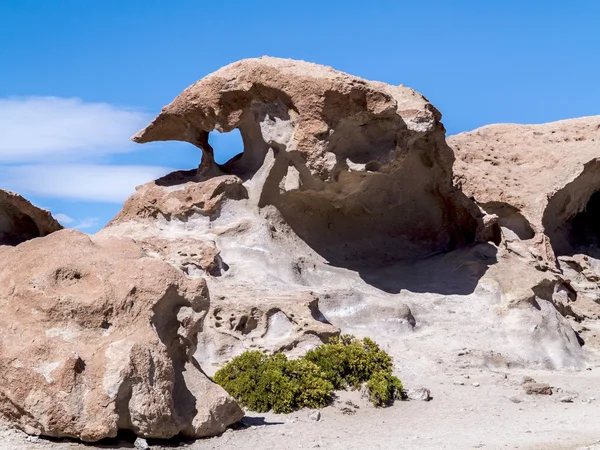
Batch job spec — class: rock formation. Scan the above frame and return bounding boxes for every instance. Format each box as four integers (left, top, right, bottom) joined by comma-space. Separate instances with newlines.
2, 57, 599, 445
105, 57, 586, 376
0, 189, 61, 246
0, 229, 243, 441
131, 57, 483, 265
450, 116, 600, 261
450, 116, 600, 317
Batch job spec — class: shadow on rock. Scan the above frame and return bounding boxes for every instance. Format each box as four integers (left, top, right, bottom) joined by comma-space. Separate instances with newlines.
353, 243, 498, 295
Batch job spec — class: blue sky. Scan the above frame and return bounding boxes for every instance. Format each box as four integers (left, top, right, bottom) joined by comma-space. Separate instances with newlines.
1, 0, 599, 232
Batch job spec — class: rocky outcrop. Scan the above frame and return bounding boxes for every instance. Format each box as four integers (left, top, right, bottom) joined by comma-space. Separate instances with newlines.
101, 57, 586, 376
102, 172, 343, 369
3, 58, 596, 445
450, 116, 600, 319
109, 171, 248, 225
450, 116, 600, 260
131, 56, 482, 265
0, 189, 61, 246
0, 229, 243, 442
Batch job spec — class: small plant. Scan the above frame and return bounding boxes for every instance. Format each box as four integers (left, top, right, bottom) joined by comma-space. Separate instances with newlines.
213, 335, 403, 413
213, 351, 333, 413
304, 335, 394, 389
366, 371, 403, 407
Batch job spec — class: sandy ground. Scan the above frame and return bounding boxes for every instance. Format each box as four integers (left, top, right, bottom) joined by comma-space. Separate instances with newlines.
3, 367, 600, 450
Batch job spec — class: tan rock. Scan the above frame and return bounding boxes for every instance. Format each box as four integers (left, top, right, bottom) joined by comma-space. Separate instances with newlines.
0, 229, 242, 441
0, 189, 61, 246
130, 56, 485, 264
449, 116, 600, 259
523, 382, 553, 395
109, 172, 248, 225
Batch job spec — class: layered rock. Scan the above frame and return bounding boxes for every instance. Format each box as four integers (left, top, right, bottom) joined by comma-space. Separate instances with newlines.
0, 189, 61, 246
0, 229, 242, 441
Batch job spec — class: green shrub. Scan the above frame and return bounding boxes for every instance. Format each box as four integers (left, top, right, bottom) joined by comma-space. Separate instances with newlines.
304, 335, 393, 389
213, 351, 333, 413
213, 335, 403, 413
366, 371, 404, 407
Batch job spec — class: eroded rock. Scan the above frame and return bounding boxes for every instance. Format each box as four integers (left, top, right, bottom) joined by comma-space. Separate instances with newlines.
0, 189, 62, 246
523, 382, 553, 395
450, 116, 600, 261
0, 230, 242, 441
195, 289, 339, 370
131, 56, 482, 265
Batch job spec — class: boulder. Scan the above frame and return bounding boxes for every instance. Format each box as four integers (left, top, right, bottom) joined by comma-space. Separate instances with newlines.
0, 189, 61, 246
0, 229, 243, 441
449, 116, 600, 260
523, 382, 553, 396
450, 116, 600, 326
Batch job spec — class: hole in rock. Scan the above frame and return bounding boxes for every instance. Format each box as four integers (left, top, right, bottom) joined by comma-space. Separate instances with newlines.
543, 161, 600, 257
563, 191, 600, 256
481, 201, 535, 240
234, 312, 259, 335
210, 128, 244, 165
0, 203, 40, 245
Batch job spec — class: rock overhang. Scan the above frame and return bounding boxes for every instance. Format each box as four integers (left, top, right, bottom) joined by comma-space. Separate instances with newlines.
130, 56, 483, 265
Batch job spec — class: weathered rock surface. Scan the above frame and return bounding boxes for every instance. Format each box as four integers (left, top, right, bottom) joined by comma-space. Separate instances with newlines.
0, 229, 243, 441
131, 56, 482, 265
103, 57, 586, 376
109, 171, 248, 225
450, 116, 600, 260
3, 58, 598, 447
450, 117, 600, 323
0, 189, 61, 246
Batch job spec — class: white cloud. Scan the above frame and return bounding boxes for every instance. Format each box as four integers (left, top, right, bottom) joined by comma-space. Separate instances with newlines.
0, 97, 150, 163
73, 218, 99, 230
54, 213, 74, 225
0, 164, 174, 203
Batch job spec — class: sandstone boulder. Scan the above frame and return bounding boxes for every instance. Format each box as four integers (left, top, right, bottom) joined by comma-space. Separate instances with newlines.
0, 189, 61, 246
0, 229, 243, 442
450, 116, 600, 322
450, 116, 600, 260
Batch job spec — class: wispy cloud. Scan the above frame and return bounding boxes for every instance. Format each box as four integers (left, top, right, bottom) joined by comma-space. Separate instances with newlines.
73, 217, 100, 230
54, 213, 98, 231
0, 164, 174, 203
0, 97, 150, 163
54, 213, 74, 225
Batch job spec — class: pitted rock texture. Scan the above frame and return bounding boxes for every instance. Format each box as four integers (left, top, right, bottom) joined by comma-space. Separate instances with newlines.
195, 289, 340, 371
0, 189, 62, 246
109, 171, 248, 225
0, 229, 243, 442
450, 116, 600, 259
101, 58, 589, 376
131, 56, 481, 265
103, 173, 342, 369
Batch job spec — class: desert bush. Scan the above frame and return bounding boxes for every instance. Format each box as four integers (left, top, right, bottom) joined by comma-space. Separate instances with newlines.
304, 335, 394, 389
366, 371, 404, 407
213, 335, 403, 413
213, 351, 333, 413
